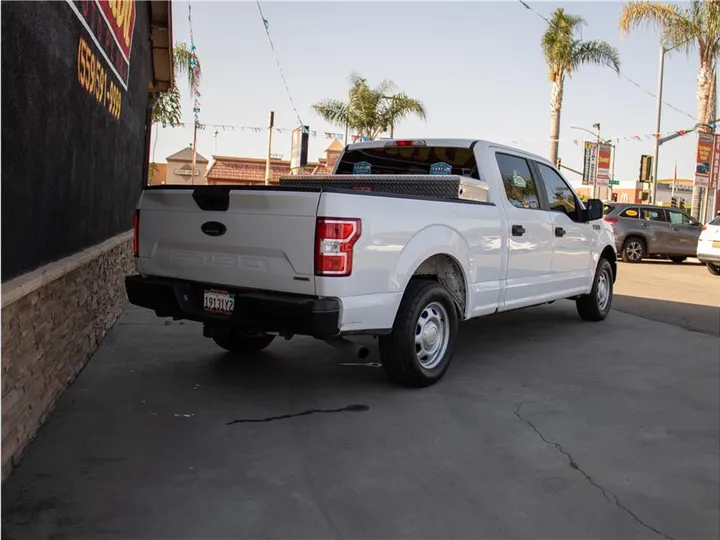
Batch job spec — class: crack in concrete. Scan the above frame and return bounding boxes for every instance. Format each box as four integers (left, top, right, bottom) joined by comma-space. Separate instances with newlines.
514, 403, 674, 540
226, 404, 369, 425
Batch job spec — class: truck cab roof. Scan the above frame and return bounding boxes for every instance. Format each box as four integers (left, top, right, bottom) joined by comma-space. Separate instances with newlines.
345, 138, 554, 169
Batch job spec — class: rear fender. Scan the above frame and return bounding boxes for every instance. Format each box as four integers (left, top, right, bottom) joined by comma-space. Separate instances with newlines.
388, 225, 472, 319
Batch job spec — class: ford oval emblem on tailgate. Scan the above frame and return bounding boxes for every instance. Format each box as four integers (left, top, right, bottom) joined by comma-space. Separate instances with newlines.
201, 221, 227, 237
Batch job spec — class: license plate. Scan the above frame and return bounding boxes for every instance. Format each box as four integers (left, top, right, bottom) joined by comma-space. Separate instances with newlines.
203, 289, 235, 315
713, 241, 720, 248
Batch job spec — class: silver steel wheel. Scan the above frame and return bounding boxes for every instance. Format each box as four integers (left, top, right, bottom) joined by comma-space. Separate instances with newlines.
414, 301, 450, 370
596, 267, 611, 312
625, 241, 643, 261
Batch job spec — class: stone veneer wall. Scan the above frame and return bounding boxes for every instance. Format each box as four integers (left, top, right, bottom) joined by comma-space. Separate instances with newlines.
2, 232, 134, 480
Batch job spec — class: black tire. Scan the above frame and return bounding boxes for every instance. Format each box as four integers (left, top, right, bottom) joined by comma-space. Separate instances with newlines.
379, 279, 458, 388
212, 333, 275, 354
576, 258, 614, 322
707, 262, 720, 276
669, 256, 686, 264
621, 237, 645, 263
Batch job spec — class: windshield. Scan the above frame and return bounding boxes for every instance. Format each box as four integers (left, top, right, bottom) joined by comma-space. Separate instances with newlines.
334, 146, 479, 179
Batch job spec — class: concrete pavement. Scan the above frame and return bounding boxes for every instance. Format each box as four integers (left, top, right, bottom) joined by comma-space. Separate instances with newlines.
3, 294, 719, 539
613, 259, 720, 335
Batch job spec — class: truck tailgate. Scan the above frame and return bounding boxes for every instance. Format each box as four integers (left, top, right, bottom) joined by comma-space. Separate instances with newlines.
136, 188, 320, 295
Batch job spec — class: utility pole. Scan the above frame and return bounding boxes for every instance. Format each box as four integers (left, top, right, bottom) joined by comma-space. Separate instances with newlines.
214, 130, 218, 155
593, 123, 601, 199
651, 44, 665, 205
265, 111, 274, 185
191, 121, 199, 185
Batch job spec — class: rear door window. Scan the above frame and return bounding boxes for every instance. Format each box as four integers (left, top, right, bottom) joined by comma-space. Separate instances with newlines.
603, 204, 615, 215
334, 145, 479, 179
619, 207, 639, 219
495, 153, 541, 210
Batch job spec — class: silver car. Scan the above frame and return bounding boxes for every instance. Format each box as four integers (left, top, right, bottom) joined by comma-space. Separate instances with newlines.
603, 203, 703, 263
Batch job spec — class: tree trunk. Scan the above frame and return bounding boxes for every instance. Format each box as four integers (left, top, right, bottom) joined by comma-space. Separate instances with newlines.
691, 60, 716, 219
548, 75, 564, 166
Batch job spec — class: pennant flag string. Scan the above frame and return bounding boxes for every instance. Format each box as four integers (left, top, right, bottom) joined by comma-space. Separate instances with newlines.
160, 120, 718, 146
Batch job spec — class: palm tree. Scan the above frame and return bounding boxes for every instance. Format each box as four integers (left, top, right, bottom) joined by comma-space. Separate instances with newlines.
620, 0, 720, 219
543, 9, 621, 165
312, 73, 427, 140
149, 43, 201, 181
152, 42, 201, 128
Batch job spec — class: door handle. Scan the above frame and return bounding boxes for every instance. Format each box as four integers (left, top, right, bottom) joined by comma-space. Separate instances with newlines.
511, 224, 526, 237
555, 227, 566, 237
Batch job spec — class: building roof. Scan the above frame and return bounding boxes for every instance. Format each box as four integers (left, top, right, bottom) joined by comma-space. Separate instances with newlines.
325, 139, 344, 153
166, 147, 209, 163
206, 155, 331, 184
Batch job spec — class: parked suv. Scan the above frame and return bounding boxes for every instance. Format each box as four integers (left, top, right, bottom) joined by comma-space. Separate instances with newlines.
603, 203, 702, 263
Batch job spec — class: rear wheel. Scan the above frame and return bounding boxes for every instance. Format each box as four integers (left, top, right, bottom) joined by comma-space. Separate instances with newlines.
576, 258, 613, 322
669, 256, 687, 264
621, 237, 645, 263
212, 333, 275, 354
379, 279, 458, 388
707, 262, 720, 276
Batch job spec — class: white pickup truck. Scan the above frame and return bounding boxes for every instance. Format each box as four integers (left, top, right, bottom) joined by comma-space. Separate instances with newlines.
126, 139, 616, 387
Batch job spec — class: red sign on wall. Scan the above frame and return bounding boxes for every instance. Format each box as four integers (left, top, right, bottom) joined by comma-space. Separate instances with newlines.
67, 0, 136, 90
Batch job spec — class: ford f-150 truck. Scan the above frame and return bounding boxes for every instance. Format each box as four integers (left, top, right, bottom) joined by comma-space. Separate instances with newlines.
126, 139, 616, 387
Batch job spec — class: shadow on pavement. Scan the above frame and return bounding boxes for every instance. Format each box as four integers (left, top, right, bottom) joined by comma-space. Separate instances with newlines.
2, 302, 718, 540
612, 294, 720, 336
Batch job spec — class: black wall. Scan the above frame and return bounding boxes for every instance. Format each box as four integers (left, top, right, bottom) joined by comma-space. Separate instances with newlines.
1, 1, 153, 282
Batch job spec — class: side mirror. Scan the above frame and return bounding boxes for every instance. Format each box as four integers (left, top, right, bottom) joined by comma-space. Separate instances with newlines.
585, 198, 603, 222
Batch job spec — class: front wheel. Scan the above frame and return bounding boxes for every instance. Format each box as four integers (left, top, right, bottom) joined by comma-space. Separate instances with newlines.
707, 262, 720, 276
379, 279, 458, 388
576, 258, 613, 322
212, 333, 275, 354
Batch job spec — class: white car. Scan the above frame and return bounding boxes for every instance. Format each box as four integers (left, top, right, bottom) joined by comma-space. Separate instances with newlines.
126, 139, 617, 387
697, 213, 720, 275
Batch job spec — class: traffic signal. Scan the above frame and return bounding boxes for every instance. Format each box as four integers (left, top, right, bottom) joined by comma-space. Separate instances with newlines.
671, 197, 677, 207
556, 157, 562, 169
612, 193, 618, 202
640, 155, 653, 182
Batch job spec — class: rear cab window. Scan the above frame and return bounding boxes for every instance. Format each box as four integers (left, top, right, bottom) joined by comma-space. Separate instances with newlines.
709, 216, 720, 226
334, 144, 479, 179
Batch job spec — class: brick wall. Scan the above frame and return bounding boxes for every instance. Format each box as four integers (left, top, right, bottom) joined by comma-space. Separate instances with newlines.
1, 232, 133, 480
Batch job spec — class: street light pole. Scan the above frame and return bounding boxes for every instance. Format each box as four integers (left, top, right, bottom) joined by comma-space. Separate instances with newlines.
651, 44, 665, 205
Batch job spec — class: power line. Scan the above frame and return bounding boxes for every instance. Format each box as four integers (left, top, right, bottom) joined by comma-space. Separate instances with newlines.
255, 0, 304, 128
517, 0, 696, 121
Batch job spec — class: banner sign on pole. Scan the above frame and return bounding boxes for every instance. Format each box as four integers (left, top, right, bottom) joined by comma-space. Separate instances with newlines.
595, 143, 612, 186
694, 131, 714, 188
582, 142, 598, 186
709, 133, 720, 190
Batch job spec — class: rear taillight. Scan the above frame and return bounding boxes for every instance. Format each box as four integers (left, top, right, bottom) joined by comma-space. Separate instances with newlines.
603, 217, 618, 224
133, 210, 139, 257
315, 218, 361, 277
702, 225, 707, 231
